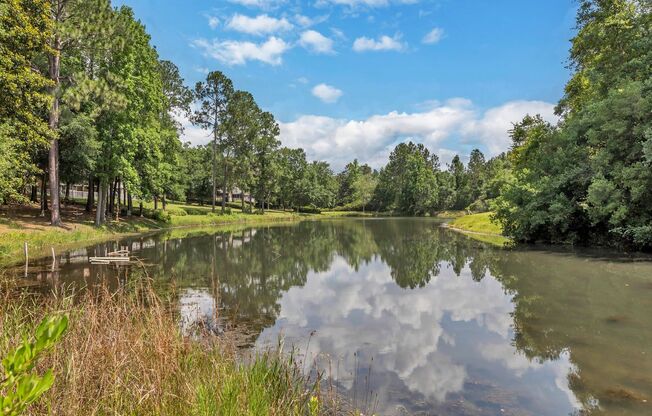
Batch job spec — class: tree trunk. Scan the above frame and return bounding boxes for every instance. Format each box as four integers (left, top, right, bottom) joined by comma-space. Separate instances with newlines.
47, 34, 62, 226
101, 182, 108, 223
115, 179, 120, 221
139, 201, 143, 217
261, 197, 265, 214
40, 173, 48, 217
222, 161, 227, 214
162, 195, 166, 211
95, 179, 104, 226
30, 184, 38, 203
127, 193, 132, 216
109, 179, 117, 214
64, 182, 70, 203
107, 180, 113, 214
154, 196, 158, 210
241, 192, 245, 211
86, 176, 94, 212
211, 132, 217, 213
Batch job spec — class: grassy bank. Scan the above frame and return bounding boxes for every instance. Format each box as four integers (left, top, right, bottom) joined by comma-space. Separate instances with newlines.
449, 212, 503, 235
0, 203, 369, 266
448, 212, 512, 246
0, 282, 346, 415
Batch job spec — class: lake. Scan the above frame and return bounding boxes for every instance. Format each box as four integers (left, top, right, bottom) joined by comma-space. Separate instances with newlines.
10, 218, 652, 416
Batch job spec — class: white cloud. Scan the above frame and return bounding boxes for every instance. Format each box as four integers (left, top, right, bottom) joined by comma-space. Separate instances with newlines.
422, 27, 444, 44
295, 14, 313, 27
278, 99, 556, 171
207, 15, 220, 29
226, 14, 293, 36
316, 0, 418, 7
331, 27, 346, 39
175, 111, 212, 146
192, 36, 290, 66
352, 34, 405, 52
461, 100, 556, 155
299, 30, 335, 54
311, 83, 343, 103
294, 14, 329, 27
227, 0, 284, 8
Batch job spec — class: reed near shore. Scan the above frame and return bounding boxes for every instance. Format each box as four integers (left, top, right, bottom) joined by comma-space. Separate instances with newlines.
0, 279, 345, 416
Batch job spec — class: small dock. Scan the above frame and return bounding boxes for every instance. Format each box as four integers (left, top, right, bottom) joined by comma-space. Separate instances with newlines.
90, 249, 131, 265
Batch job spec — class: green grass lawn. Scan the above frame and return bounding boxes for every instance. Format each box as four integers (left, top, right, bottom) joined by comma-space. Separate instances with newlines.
449, 212, 504, 235
0, 203, 366, 266
448, 212, 512, 247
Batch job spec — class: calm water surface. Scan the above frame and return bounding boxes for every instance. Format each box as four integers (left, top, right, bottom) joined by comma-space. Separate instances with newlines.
10, 219, 652, 416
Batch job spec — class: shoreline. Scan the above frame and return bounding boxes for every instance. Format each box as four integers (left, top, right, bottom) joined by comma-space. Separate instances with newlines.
0, 208, 379, 267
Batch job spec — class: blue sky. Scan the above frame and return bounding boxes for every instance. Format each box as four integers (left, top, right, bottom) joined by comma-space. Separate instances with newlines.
113, 0, 576, 170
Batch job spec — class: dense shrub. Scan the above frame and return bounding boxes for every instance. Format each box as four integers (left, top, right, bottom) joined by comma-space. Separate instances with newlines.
297, 206, 321, 214
142, 209, 172, 223
166, 207, 187, 216
184, 207, 208, 215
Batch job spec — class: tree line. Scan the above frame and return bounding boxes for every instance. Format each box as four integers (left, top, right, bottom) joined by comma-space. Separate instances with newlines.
493, 0, 652, 250
341, 0, 652, 250
2, 0, 650, 250
0, 0, 339, 223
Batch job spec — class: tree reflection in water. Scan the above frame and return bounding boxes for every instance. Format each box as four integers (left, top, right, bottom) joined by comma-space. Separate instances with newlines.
14, 219, 652, 416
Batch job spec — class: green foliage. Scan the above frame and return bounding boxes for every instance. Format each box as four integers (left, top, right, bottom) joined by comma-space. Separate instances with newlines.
297, 206, 322, 214
142, 208, 172, 223
373, 142, 440, 214
336, 159, 372, 205
494, 0, 652, 250
58, 111, 100, 185
0, 0, 52, 203
351, 171, 378, 212
1, 315, 68, 416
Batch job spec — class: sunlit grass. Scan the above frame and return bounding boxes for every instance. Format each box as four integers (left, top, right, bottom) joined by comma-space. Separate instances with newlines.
0, 219, 162, 266
0, 283, 335, 415
447, 212, 513, 247
0, 201, 384, 266
449, 212, 503, 235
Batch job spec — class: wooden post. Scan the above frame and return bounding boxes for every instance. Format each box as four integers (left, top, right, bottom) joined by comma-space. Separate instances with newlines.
24, 242, 29, 277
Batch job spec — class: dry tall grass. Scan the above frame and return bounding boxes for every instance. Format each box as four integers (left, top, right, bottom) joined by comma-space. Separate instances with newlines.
0, 282, 333, 415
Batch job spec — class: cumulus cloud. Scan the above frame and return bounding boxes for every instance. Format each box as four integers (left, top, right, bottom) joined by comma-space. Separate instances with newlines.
226, 13, 293, 35
352, 34, 405, 52
299, 30, 335, 54
174, 111, 212, 146
192, 36, 290, 66
294, 14, 329, 27
278, 99, 556, 170
206, 15, 219, 29
311, 83, 343, 103
178, 96, 556, 170
460, 100, 556, 155
317, 0, 419, 7
422, 27, 444, 44
227, 0, 284, 8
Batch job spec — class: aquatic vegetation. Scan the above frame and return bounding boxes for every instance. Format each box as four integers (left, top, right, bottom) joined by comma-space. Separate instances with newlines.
0, 285, 345, 415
